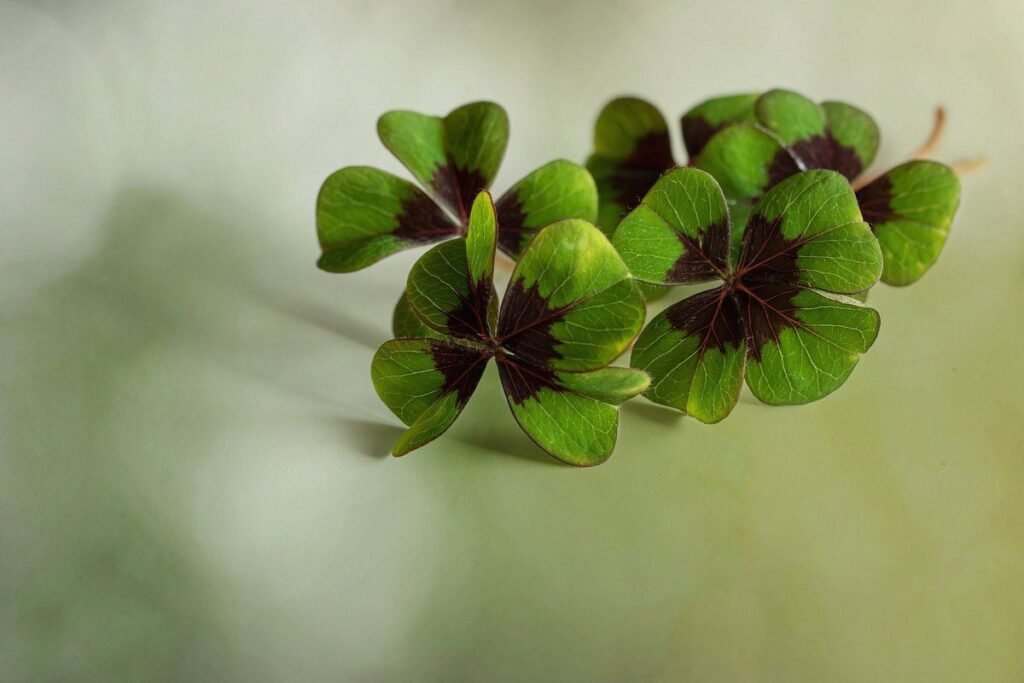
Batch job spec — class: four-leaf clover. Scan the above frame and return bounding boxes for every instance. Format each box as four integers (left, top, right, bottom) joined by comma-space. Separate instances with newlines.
371, 192, 649, 465
316, 101, 598, 269
614, 167, 883, 423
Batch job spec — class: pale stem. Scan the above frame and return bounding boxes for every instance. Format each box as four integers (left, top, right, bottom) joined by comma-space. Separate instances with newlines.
852, 106, 950, 191
495, 251, 516, 273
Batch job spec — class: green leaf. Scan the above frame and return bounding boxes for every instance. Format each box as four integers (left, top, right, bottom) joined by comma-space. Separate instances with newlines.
498, 219, 645, 371
586, 97, 675, 232
636, 281, 671, 301
316, 166, 459, 272
499, 373, 621, 466
681, 92, 760, 157
466, 191, 497, 286
755, 90, 878, 181
693, 124, 799, 201
856, 160, 960, 286
727, 200, 755, 265
630, 286, 746, 423
742, 288, 880, 405
612, 167, 730, 284
406, 201, 497, 341
556, 367, 650, 405
494, 160, 598, 258
378, 101, 509, 221
755, 89, 826, 146
371, 339, 489, 454
392, 291, 441, 339
740, 169, 882, 294
822, 101, 880, 177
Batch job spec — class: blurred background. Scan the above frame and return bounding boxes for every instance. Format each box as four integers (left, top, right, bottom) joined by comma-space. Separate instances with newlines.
2, 1, 1022, 681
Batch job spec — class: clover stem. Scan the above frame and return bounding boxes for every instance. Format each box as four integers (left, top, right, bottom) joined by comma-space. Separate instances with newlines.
910, 106, 947, 160
495, 251, 516, 273
852, 106, 949, 191
950, 155, 987, 177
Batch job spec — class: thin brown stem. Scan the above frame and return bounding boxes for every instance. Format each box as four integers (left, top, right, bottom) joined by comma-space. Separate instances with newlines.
852, 107, 949, 191
910, 106, 947, 160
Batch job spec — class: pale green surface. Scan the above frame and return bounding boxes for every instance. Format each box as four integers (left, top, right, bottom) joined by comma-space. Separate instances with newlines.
2, 1, 1024, 682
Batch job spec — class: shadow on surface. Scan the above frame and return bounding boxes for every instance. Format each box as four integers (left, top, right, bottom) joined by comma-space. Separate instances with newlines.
258, 281, 385, 351
622, 397, 688, 427
328, 416, 402, 460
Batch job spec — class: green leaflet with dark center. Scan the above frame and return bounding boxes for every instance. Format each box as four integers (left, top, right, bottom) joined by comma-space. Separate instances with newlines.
405, 193, 498, 341
316, 167, 460, 273
693, 124, 800, 202
378, 101, 509, 222
856, 160, 961, 285
612, 166, 730, 284
617, 168, 882, 423
371, 338, 489, 456
680, 92, 760, 158
755, 90, 878, 181
586, 97, 676, 233
371, 194, 648, 465
494, 159, 598, 259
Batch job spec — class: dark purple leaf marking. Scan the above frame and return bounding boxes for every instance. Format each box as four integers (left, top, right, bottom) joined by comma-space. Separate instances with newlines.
734, 211, 801, 284
606, 131, 675, 214
444, 280, 494, 341
496, 354, 560, 405
428, 341, 489, 405
668, 219, 730, 282
855, 174, 896, 226
733, 282, 803, 362
681, 116, 720, 158
789, 134, 863, 181
664, 286, 744, 354
430, 164, 489, 223
393, 189, 461, 244
494, 190, 529, 257
765, 147, 803, 191
662, 206, 816, 361
496, 279, 571, 366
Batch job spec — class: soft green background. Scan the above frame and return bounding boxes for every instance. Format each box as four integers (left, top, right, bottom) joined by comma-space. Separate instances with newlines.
2, 1, 1022, 681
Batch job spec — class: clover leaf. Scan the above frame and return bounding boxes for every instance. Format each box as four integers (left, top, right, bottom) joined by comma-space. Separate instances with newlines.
613, 167, 882, 423
692, 89, 961, 285
586, 97, 676, 232
371, 192, 649, 465
316, 101, 598, 272
585, 94, 764, 233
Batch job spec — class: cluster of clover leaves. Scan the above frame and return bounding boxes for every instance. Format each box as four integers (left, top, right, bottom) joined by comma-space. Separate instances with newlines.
316, 91, 962, 466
